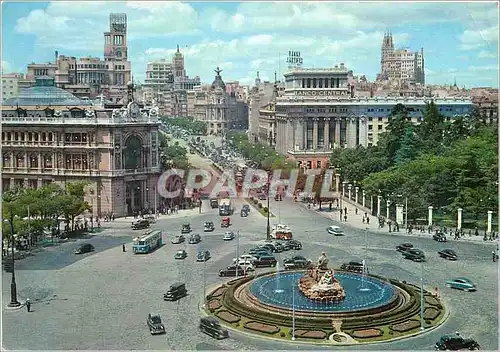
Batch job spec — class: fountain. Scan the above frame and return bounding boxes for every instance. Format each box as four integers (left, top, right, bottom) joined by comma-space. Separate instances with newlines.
359, 259, 371, 292
274, 262, 284, 293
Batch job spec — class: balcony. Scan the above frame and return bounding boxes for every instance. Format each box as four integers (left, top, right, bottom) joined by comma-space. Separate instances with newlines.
287, 149, 333, 156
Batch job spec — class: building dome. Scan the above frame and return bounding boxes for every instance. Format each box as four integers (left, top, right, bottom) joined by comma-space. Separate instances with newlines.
211, 67, 226, 90
3, 77, 91, 106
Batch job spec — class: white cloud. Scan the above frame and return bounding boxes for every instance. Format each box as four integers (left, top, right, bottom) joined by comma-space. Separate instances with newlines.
1, 61, 12, 73
477, 50, 497, 59
458, 25, 499, 51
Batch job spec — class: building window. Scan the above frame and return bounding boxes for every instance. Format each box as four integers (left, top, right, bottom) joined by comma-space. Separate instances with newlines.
378, 124, 383, 130
317, 160, 322, 168
313, 78, 317, 88
42, 132, 46, 142
2, 153, 11, 168
368, 125, 373, 130
65, 153, 88, 170
1, 132, 4, 141
307, 78, 311, 88
29, 155, 38, 169
43, 155, 53, 169
14, 132, 19, 141
48, 133, 53, 142
378, 117, 383, 122
34, 133, 39, 142
319, 79, 323, 88
16, 154, 24, 168
306, 160, 312, 169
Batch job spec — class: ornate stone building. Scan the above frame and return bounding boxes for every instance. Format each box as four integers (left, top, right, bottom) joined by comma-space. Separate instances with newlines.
1, 77, 161, 216
264, 65, 472, 169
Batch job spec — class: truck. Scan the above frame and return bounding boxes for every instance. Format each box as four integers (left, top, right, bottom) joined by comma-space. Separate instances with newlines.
210, 198, 219, 208
218, 198, 233, 216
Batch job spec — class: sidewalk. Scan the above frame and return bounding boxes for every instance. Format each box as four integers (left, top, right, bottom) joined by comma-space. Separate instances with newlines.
301, 194, 497, 245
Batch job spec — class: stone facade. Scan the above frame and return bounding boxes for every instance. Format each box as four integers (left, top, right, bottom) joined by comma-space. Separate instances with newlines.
1, 73, 23, 102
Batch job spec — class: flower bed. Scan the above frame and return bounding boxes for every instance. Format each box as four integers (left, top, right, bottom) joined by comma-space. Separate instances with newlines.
209, 286, 226, 298
207, 299, 222, 311
216, 310, 241, 324
244, 321, 280, 334
424, 307, 440, 320
389, 319, 420, 333
350, 328, 384, 338
244, 198, 275, 218
294, 330, 328, 339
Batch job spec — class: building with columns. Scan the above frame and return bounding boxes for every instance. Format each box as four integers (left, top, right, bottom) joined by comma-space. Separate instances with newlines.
267, 65, 472, 169
1, 77, 161, 217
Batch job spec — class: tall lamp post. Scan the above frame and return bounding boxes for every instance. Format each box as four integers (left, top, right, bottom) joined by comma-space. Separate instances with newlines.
266, 172, 271, 241
420, 261, 425, 330
5, 218, 20, 307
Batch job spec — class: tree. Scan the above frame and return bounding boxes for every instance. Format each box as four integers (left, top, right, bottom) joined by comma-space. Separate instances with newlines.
395, 125, 419, 165
63, 181, 91, 231
382, 104, 413, 164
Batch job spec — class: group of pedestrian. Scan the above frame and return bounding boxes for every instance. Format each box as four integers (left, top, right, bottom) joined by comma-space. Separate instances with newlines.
339, 207, 348, 222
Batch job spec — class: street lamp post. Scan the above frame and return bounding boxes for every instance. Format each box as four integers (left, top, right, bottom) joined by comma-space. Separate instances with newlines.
7, 218, 20, 307
236, 231, 240, 279
420, 260, 425, 330
266, 173, 271, 241
202, 255, 207, 309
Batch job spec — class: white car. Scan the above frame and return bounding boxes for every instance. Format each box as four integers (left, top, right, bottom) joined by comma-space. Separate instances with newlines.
327, 225, 344, 236
223, 231, 235, 241
233, 254, 257, 263
237, 261, 256, 272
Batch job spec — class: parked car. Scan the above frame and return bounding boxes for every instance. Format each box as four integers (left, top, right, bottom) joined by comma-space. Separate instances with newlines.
249, 247, 272, 256
199, 316, 229, 339
240, 210, 249, 217
171, 235, 185, 244
132, 219, 150, 230
433, 232, 447, 242
181, 223, 191, 234
254, 255, 277, 268
327, 225, 344, 236
396, 243, 414, 253
163, 282, 187, 301
446, 277, 477, 291
196, 250, 211, 262
203, 222, 215, 232
288, 239, 302, 250
283, 255, 311, 269
340, 261, 368, 273
219, 265, 245, 277
236, 260, 255, 272
74, 243, 94, 254
174, 249, 187, 260
147, 313, 166, 335
242, 204, 250, 213
438, 249, 458, 260
257, 193, 267, 200
259, 243, 283, 253
210, 198, 219, 209
189, 233, 201, 244
276, 240, 292, 251
435, 334, 480, 350
223, 231, 235, 241
233, 254, 257, 264
144, 215, 156, 223
403, 248, 426, 262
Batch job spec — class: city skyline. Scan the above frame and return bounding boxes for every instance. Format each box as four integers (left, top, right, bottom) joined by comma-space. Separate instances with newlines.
1, 1, 498, 87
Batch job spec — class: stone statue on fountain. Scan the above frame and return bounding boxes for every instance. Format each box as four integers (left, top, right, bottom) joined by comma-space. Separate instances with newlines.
299, 252, 345, 302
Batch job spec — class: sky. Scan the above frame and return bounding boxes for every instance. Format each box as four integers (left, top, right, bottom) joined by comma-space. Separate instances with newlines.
1, 1, 499, 87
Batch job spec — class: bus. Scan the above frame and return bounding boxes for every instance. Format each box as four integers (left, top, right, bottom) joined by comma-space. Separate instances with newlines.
132, 230, 163, 254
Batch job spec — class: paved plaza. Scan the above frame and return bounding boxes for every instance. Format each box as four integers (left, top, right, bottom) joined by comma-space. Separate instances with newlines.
2, 146, 498, 350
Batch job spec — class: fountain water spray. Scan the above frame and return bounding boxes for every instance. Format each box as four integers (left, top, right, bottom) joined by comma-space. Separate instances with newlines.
274, 261, 284, 293
359, 228, 371, 292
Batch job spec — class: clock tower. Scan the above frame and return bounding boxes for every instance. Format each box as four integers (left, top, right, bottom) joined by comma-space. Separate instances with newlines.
104, 13, 128, 61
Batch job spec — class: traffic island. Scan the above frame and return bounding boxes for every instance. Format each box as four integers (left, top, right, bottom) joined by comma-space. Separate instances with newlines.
202, 270, 448, 345
246, 198, 275, 218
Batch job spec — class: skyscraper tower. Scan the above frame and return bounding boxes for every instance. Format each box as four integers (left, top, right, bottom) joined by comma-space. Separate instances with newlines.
380, 32, 394, 76
104, 13, 128, 61
173, 44, 186, 78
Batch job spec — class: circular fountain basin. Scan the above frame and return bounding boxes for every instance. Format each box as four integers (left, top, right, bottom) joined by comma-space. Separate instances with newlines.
249, 272, 396, 312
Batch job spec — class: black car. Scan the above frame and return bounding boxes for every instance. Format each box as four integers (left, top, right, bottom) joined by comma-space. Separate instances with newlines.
210, 198, 219, 208
132, 219, 150, 230
396, 243, 414, 252
181, 224, 191, 234
219, 265, 245, 277
254, 255, 277, 268
147, 313, 166, 335
435, 334, 480, 350
340, 261, 368, 273
277, 240, 292, 251
204, 222, 215, 232
242, 204, 250, 213
260, 243, 281, 253
196, 250, 211, 262
438, 249, 458, 260
199, 317, 229, 339
189, 233, 201, 244
240, 210, 249, 217
163, 282, 187, 301
74, 243, 94, 254
249, 247, 272, 256
403, 248, 426, 262
283, 255, 311, 269
433, 232, 447, 242
288, 239, 302, 250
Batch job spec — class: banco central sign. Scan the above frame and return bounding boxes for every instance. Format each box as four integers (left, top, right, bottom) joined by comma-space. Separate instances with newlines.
294, 90, 349, 97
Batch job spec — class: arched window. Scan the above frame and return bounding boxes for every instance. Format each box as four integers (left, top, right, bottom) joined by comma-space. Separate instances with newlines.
123, 135, 143, 169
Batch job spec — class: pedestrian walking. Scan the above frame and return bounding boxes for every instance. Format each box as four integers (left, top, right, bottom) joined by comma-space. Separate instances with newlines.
26, 298, 31, 312
493, 251, 496, 262
362, 216, 366, 224
366, 216, 370, 225
344, 214, 347, 222
344, 207, 347, 215
355, 208, 358, 215
122, 243, 126, 252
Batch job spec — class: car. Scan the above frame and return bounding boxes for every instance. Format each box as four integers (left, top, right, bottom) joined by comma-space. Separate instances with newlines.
435, 334, 480, 350
210, 198, 219, 208
403, 248, 426, 262
132, 219, 150, 230
203, 222, 215, 232
259, 243, 279, 253
433, 232, 447, 242
174, 249, 187, 260
223, 231, 235, 241
242, 204, 250, 213
189, 233, 201, 244
199, 316, 229, 339
147, 313, 166, 335
340, 261, 368, 273
163, 282, 187, 301
171, 235, 185, 244
240, 210, 249, 217
253, 250, 273, 258
144, 215, 156, 223
236, 261, 256, 272
74, 243, 94, 254
254, 255, 277, 268
288, 239, 302, 250
233, 254, 257, 263
219, 265, 246, 277
249, 247, 272, 255
396, 243, 414, 253
438, 249, 458, 260
276, 240, 292, 251
181, 224, 191, 234
283, 255, 311, 269
327, 225, 344, 236
257, 193, 267, 200
446, 277, 477, 291
196, 250, 211, 262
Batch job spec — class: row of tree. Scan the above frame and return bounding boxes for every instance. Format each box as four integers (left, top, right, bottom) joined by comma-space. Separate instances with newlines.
159, 133, 190, 170
2, 181, 91, 242
161, 116, 208, 135
331, 103, 498, 220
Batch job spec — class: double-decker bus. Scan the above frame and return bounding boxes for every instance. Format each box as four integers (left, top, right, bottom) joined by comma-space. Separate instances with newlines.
132, 230, 163, 254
